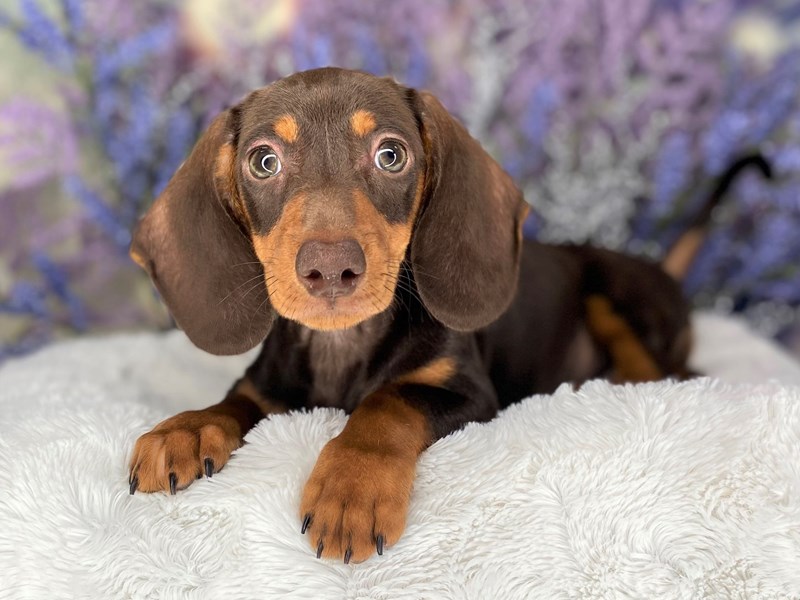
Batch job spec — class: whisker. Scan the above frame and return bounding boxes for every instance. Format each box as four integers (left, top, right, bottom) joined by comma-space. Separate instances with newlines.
382, 283, 408, 322
266, 277, 281, 301
252, 292, 272, 318
277, 287, 298, 318
384, 281, 408, 313
394, 269, 433, 322
384, 258, 443, 281
365, 283, 387, 316
217, 272, 266, 305
286, 292, 301, 322
229, 260, 268, 269
234, 273, 278, 306
386, 273, 425, 308
281, 293, 297, 321
238, 277, 271, 302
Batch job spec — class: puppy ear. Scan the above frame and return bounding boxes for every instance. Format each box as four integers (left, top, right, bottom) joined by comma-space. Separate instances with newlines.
410, 91, 530, 330
130, 110, 273, 355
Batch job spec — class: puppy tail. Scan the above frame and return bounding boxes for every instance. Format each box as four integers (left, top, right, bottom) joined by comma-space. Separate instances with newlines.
661, 153, 772, 281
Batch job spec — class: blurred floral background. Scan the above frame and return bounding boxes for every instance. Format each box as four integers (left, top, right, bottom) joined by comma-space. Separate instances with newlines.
1, 0, 800, 362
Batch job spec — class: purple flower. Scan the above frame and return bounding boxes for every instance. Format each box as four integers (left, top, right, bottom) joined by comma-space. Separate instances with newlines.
33, 252, 88, 330
702, 110, 751, 174
60, 0, 84, 33
0, 100, 78, 188
94, 22, 176, 81
2, 0, 800, 360
63, 176, 131, 250
4, 281, 49, 317
17, 0, 74, 70
523, 83, 559, 149
730, 214, 798, 285
652, 131, 693, 214
154, 107, 195, 195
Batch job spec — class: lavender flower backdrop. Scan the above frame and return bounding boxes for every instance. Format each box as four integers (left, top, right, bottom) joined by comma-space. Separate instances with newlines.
1, 0, 800, 361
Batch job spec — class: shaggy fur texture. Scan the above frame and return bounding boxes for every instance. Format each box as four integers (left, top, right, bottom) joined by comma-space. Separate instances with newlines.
1, 313, 799, 599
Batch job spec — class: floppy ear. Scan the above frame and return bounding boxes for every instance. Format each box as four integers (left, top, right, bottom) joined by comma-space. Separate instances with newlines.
410, 91, 530, 331
130, 110, 273, 355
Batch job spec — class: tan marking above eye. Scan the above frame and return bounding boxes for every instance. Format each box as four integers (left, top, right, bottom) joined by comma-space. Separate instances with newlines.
350, 110, 377, 137
274, 115, 299, 143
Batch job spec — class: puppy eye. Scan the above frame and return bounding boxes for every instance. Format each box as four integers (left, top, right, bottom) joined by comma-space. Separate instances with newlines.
248, 146, 282, 178
374, 140, 407, 173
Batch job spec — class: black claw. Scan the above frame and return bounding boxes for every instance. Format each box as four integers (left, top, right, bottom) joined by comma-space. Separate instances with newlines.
316, 540, 324, 559
344, 548, 352, 564
376, 534, 384, 556
129, 475, 138, 495
204, 458, 214, 478
169, 472, 177, 495
301, 514, 312, 534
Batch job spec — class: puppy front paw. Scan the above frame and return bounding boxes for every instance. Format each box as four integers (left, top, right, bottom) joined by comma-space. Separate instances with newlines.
299, 435, 416, 563
129, 410, 242, 494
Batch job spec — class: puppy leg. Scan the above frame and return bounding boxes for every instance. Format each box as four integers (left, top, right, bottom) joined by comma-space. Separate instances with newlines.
128, 378, 285, 494
581, 248, 694, 382
585, 295, 664, 383
299, 389, 428, 563
300, 374, 497, 563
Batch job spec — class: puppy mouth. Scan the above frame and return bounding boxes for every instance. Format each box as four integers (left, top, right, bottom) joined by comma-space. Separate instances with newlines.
253, 214, 413, 331
266, 237, 392, 329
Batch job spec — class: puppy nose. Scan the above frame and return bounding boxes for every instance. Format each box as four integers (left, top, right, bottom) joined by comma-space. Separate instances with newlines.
295, 239, 366, 298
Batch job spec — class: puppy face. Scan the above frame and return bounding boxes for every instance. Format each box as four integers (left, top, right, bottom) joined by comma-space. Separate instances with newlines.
230, 71, 425, 330
131, 67, 527, 355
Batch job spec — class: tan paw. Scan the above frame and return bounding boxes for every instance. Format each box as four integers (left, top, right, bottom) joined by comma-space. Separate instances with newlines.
299, 435, 416, 563
129, 410, 242, 494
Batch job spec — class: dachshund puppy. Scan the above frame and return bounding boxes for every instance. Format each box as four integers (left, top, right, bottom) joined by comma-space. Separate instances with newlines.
128, 67, 770, 563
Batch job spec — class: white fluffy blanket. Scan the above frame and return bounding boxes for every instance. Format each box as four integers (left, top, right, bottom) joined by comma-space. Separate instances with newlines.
1, 313, 800, 599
